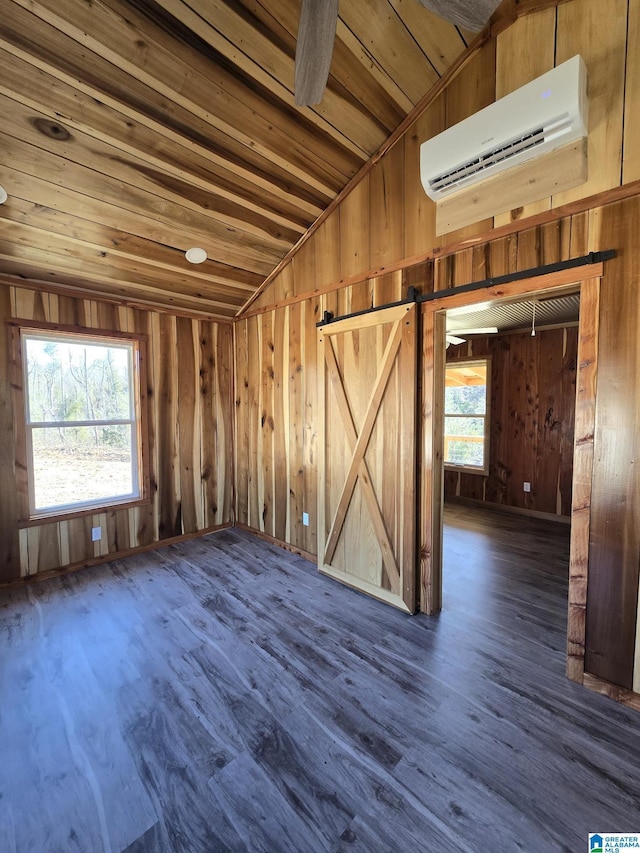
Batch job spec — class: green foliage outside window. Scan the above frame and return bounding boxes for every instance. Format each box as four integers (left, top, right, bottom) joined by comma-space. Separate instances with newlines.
23, 332, 140, 514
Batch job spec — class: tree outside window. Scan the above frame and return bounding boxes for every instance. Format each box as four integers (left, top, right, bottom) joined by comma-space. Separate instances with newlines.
19, 328, 144, 518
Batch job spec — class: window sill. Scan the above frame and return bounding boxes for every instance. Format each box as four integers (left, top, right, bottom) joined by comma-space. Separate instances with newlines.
18, 496, 152, 529
444, 464, 488, 476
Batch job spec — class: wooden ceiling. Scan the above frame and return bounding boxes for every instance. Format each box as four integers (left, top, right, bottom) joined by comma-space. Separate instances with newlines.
0, 0, 483, 320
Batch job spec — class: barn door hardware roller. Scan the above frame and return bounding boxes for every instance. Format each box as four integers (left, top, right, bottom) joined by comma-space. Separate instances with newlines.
316, 287, 420, 328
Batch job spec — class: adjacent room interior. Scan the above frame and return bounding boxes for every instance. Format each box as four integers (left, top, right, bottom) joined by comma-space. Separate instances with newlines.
441, 291, 578, 611
440, 292, 578, 682
1, 0, 640, 850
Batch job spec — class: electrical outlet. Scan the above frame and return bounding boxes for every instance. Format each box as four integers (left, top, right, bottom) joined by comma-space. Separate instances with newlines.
91, 526, 102, 542
302, 512, 309, 527
523, 482, 531, 493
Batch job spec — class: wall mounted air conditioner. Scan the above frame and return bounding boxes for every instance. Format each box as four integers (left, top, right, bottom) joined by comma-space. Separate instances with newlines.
420, 55, 588, 202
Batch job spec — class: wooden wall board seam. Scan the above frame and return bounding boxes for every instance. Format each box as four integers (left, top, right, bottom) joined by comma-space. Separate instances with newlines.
623, 0, 640, 184
231, 322, 239, 526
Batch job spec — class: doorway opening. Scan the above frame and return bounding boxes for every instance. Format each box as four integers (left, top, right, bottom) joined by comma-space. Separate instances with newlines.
421, 269, 602, 683
443, 291, 580, 520
441, 292, 579, 656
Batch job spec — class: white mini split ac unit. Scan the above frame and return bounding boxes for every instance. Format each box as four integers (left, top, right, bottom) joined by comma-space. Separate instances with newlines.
420, 55, 588, 202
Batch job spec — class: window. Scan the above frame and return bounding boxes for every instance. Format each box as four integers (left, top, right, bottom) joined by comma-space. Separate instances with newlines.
444, 359, 489, 473
20, 328, 145, 519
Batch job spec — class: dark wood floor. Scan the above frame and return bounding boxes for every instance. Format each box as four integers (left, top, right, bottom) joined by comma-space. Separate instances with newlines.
1, 506, 639, 852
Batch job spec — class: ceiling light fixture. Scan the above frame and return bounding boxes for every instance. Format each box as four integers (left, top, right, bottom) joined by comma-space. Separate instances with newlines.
185, 247, 207, 264
0, 186, 7, 205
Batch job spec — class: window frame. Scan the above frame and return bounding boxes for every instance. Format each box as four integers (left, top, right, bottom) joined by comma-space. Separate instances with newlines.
443, 357, 491, 476
10, 320, 150, 525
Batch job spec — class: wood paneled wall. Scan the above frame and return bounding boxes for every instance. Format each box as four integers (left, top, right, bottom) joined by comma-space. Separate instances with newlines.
234, 271, 412, 556
444, 327, 578, 518
0, 286, 233, 582
235, 217, 587, 557
236, 0, 640, 700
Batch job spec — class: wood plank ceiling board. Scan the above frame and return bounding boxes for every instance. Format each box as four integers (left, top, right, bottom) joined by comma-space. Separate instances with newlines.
0, 0, 523, 317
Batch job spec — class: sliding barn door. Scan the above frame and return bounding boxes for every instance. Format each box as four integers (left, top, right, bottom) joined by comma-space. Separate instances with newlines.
318, 304, 418, 612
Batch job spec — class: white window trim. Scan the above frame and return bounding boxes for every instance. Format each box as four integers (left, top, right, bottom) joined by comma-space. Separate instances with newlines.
20, 327, 144, 520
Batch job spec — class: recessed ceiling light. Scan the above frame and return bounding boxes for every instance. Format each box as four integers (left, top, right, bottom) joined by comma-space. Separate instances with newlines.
0, 186, 7, 205
185, 247, 207, 264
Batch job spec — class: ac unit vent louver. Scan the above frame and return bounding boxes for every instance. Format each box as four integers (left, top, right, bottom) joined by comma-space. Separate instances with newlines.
420, 56, 588, 202
429, 115, 573, 195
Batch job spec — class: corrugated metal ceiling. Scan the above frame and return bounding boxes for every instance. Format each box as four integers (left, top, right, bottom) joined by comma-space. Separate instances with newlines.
446, 293, 580, 333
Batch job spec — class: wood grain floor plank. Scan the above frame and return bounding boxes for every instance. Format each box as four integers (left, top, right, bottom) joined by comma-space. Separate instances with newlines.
208, 750, 332, 852
118, 675, 246, 852
1, 507, 639, 851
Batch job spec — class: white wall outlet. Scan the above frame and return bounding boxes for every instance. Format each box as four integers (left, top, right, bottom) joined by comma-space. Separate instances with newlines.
302, 512, 310, 527
91, 526, 102, 541
523, 482, 531, 493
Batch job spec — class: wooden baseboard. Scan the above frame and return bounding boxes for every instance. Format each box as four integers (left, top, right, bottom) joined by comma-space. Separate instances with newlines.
0, 523, 233, 589
445, 496, 570, 524
235, 524, 316, 564
582, 673, 640, 712
0, 521, 315, 590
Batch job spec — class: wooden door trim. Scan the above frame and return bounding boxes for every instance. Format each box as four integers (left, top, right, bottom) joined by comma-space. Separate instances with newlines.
424, 263, 603, 311
419, 310, 446, 615
421, 272, 601, 685
566, 277, 600, 683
